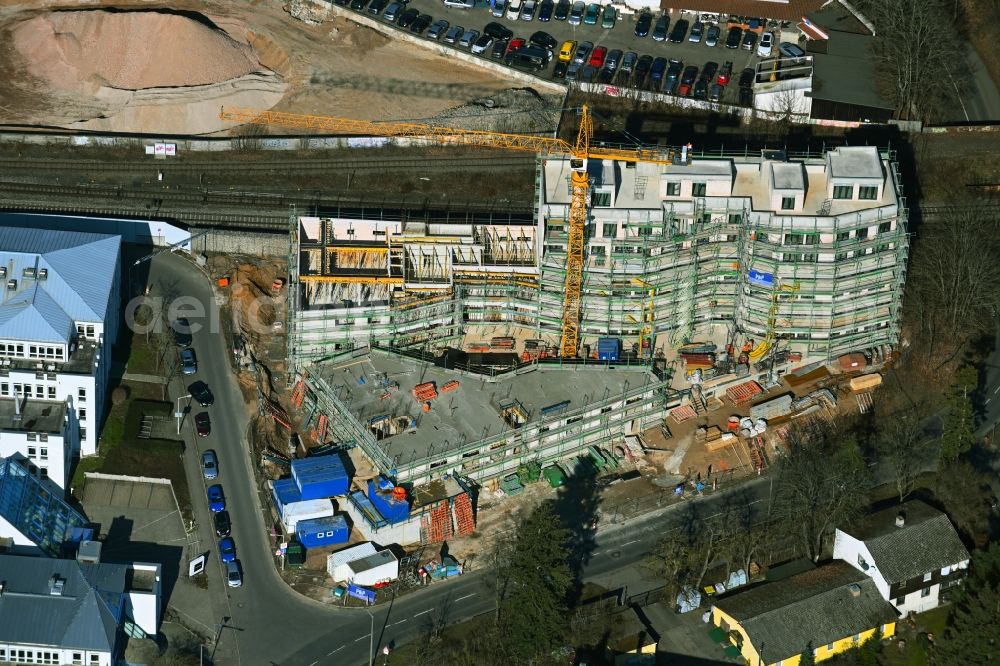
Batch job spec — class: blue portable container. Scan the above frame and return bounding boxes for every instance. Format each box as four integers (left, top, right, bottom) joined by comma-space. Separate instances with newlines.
272, 478, 302, 512
366, 479, 410, 524
291, 455, 350, 500
597, 337, 621, 361
296, 514, 350, 549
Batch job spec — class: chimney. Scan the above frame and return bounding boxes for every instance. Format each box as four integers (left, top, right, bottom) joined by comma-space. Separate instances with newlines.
848, 583, 861, 597
48, 575, 65, 596
895, 512, 905, 528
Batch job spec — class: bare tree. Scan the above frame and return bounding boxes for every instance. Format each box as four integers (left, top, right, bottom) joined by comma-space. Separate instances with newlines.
857, 0, 968, 121
873, 400, 938, 502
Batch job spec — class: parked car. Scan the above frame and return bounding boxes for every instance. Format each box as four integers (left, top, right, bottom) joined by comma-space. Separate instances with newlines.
539, 0, 554, 21
213, 510, 231, 537
584, 2, 600, 25
443, 0, 475, 6
172, 318, 192, 348
601, 4, 616, 28
572, 40, 593, 65
651, 14, 668, 41
634, 11, 652, 37
219, 537, 236, 563
779, 41, 805, 58
506, 0, 522, 20
668, 18, 688, 43
688, 20, 703, 43
693, 79, 708, 100
471, 34, 494, 54
520, 0, 537, 21
207, 484, 226, 513
741, 31, 757, 50
663, 74, 679, 95
188, 380, 214, 407
443, 24, 464, 43
349, 0, 369, 11
367, 0, 389, 15
650, 56, 668, 90
708, 83, 723, 102
559, 39, 577, 62
397, 7, 419, 27
505, 37, 526, 56
588, 45, 607, 67
427, 19, 449, 40
484, 22, 513, 40
195, 412, 211, 437
580, 64, 598, 82
604, 49, 622, 72
491, 0, 506, 18
565, 61, 582, 81
620, 51, 638, 74
553, 61, 568, 78
568, 0, 585, 25
225, 560, 242, 588
530, 30, 558, 51
506, 45, 550, 70
678, 65, 698, 95
705, 24, 720, 47
700, 61, 718, 82
757, 31, 774, 57
382, 2, 403, 21
180, 348, 197, 375
459, 29, 480, 48
492, 38, 510, 58
554, 0, 570, 20
410, 14, 433, 34
717, 60, 732, 85
635, 54, 653, 83
738, 67, 755, 88
739, 86, 753, 106
202, 450, 219, 480
725, 26, 742, 49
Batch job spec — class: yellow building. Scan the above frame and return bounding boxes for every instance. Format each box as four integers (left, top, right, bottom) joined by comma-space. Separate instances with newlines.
711, 561, 898, 666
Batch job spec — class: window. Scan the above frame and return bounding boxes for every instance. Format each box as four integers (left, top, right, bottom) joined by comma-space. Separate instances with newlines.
80, 408, 87, 420
73, 654, 83, 665
857, 227, 869, 240
692, 182, 707, 197
781, 196, 796, 210
80, 428, 87, 442
28, 446, 36, 457
666, 182, 681, 196
833, 184, 854, 199
942, 565, 952, 576
40, 467, 48, 478
923, 571, 933, 582
91, 655, 101, 665
35, 385, 44, 398
921, 587, 931, 598
853, 634, 861, 643
603, 223, 617, 238
592, 192, 612, 207
728, 214, 742, 225
78, 388, 87, 403
0, 383, 7, 396
47, 386, 56, 399
40, 447, 48, 460
858, 554, 868, 569
859, 185, 878, 200
827, 643, 834, 651
86, 325, 95, 337
878, 221, 891, 233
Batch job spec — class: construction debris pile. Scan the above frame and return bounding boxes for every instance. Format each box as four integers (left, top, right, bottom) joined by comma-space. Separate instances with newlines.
427, 88, 563, 133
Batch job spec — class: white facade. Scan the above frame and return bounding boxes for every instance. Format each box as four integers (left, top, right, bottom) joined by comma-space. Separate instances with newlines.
0, 645, 112, 666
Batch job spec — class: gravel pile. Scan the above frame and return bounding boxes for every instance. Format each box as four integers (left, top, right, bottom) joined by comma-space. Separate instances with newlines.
12, 10, 261, 91
426, 88, 563, 134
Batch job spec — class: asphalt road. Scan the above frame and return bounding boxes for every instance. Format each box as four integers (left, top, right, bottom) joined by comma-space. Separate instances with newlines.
341, 2, 767, 107
145, 246, 774, 666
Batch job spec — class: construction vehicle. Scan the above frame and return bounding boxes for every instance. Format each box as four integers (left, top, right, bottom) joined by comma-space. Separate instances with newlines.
747, 280, 800, 362
219, 106, 682, 358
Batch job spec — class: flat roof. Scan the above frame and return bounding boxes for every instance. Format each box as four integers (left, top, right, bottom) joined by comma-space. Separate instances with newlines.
0, 398, 66, 434
811, 32, 894, 111
828, 146, 884, 180
317, 353, 654, 465
771, 162, 806, 190
663, 158, 735, 179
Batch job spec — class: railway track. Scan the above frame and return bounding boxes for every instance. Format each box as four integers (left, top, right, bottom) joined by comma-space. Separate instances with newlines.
0, 154, 536, 175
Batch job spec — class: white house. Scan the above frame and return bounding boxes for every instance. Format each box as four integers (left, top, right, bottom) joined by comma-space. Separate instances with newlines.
0, 227, 121, 489
833, 500, 970, 615
0, 550, 160, 666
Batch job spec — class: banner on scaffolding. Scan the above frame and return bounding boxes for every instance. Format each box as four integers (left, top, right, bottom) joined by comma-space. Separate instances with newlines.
748, 270, 774, 288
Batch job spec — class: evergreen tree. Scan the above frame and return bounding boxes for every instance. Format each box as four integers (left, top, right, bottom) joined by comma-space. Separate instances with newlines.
939, 365, 978, 462
799, 642, 816, 666
936, 543, 1000, 663
497, 500, 572, 663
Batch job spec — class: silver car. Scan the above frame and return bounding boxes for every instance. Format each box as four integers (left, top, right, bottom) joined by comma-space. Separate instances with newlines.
202, 450, 219, 480
620, 51, 638, 74
491, 0, 506, 17
427, 19, 449, 40
567, 0, 585, 25
572, 40, 593, 65
520, 0, 536, 20
459, 29, 480, 49
443, 24, 464, 43
226, 560, 242, 588
604, 49, 623, 73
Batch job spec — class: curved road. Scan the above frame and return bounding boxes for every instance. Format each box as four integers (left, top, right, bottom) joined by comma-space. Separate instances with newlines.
148, 251, 770, 665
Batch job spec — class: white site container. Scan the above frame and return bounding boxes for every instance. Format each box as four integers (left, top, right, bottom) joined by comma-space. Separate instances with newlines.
281, 499, 334, 532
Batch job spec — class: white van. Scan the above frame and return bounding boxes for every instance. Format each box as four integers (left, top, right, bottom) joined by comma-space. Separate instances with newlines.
444, 0, 476, 8
506, 0, 523, 20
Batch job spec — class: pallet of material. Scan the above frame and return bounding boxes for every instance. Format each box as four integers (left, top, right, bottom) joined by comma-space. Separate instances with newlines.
440, 380, 460, 393
467, 343, 491, 352
726, 380, 763, 406
412, 382, 438, 401
849, 373, 882, 393
705, 433, 735, 452
670, 404, 698, 423
490, 337, 515, 349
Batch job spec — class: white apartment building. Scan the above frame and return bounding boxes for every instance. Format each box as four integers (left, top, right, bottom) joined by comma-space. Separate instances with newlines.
0, 227, 121, 489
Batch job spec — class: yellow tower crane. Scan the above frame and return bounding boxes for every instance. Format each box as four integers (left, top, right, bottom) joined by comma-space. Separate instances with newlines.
219, 106, 679, 358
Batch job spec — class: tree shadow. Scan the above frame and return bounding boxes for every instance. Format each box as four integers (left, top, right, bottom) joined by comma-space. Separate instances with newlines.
550, 460, 603, 606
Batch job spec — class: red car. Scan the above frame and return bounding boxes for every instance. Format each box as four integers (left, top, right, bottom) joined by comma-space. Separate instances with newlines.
195, 412, 211, 437
505, 37, 526, 57
588, 45, 607, 68
717, 60, 733, 86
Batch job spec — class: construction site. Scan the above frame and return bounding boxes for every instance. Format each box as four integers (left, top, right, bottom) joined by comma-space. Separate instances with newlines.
278, 130, 907, 494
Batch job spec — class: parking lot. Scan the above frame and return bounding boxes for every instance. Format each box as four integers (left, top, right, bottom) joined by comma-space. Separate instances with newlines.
334, 0, 786, 106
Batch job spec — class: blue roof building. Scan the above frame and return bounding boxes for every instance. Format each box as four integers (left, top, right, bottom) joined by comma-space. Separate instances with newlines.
0, 456, 88, 557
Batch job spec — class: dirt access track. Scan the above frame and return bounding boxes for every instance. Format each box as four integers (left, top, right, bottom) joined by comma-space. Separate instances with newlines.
0, 0, 528, 134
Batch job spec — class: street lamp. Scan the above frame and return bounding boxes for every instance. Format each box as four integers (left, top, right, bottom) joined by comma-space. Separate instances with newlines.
175, 394, 191, 435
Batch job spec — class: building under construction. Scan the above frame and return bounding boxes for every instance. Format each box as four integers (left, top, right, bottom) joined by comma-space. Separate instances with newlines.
287, 145, 907, 484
